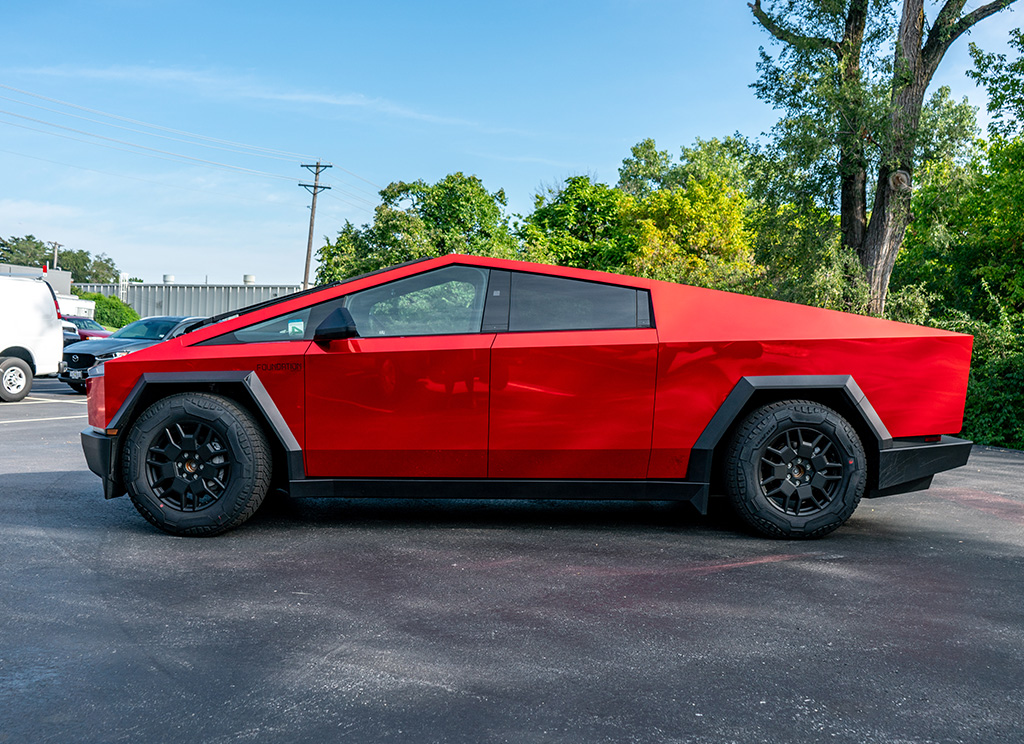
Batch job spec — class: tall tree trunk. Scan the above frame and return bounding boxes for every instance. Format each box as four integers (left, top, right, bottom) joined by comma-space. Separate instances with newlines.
838, 3, 869, 255
750, 0, 1019, 316
839, 155, 867, 254
860, 0, 1018, 314
861, 0, 928, 315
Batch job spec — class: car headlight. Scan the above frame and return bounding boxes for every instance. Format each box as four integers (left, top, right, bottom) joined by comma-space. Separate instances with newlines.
97, 350, 131, 361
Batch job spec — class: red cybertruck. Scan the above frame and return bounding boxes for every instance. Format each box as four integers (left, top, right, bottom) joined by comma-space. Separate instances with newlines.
81, 255, 972, 538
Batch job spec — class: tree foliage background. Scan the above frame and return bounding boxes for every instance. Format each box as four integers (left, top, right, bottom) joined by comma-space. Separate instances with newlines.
1, 234, 121, 283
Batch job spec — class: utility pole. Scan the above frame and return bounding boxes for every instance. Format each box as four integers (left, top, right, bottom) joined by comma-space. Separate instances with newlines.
300, 161, 332, 290
48, 241, 63, 269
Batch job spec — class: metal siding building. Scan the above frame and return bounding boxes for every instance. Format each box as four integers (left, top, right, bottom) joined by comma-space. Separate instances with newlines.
76, 283, 301, 318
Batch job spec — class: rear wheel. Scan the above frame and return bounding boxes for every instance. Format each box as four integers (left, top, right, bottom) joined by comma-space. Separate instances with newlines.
122, 392, 271, 536
725, 400, 866, 539
0, 357, 32, 402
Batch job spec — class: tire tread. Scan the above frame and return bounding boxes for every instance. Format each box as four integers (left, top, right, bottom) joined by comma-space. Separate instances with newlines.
123, 392, 272, 536
725, 400, 865, 539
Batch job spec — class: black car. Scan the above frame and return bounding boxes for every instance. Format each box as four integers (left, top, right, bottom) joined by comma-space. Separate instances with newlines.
61, 321, 81, 347
60, 315, 203, 393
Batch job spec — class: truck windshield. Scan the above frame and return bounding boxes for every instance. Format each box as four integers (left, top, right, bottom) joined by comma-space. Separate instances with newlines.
109, 319, 179, 340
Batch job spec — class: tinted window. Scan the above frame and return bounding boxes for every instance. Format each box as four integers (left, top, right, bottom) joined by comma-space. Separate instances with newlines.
200, 308, 312, 345
347, 266, 489, 337
508, 273, 639, 332
201, 266, 490, 345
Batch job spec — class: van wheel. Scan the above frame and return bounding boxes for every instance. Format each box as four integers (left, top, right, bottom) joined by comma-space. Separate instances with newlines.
0, 357, 32, 402
122, 393, 272, 536
725, 400, 866, 539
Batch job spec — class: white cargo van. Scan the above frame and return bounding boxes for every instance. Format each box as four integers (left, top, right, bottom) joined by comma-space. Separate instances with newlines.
0, 276, 64, 401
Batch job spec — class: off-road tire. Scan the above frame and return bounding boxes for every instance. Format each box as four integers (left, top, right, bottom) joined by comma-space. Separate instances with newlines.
0, 357, 32, 402
122, 392, 271, 536
725, 400, 866, 539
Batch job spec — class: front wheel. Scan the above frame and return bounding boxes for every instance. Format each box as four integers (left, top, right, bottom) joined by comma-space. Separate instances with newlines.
725, 400, 866, 539
0, 357, 32, 402
122, 392, 272, 536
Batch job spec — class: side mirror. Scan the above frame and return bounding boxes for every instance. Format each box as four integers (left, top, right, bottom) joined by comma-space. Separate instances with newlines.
313, 307, 359, 342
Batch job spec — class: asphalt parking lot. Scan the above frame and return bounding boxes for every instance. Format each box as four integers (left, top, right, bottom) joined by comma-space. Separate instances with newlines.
2, 378, 1023, 744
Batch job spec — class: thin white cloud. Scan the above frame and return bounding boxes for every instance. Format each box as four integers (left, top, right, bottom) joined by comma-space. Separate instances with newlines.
16, 65, 478, 127
0, 198, 86, 224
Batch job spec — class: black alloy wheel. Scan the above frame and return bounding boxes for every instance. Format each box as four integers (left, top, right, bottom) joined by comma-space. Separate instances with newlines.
144, 418, 232, 512
725, 400, 866, 539
758, 426, 846, 517
122, 392, 271, 536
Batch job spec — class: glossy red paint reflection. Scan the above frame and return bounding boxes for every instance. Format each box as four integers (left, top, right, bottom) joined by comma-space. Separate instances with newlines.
489, 329, 658, 478
91, 253, 973, 486
305, 334, 492, 477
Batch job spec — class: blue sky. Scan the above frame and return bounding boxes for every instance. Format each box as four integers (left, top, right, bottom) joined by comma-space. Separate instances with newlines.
1, 1, 1019, 284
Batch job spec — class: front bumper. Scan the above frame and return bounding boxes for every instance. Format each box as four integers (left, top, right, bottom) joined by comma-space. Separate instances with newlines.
869, 435, 972, 498
59, 360, 94, 384
81, 427, 125, 499
59, 371, 92, 384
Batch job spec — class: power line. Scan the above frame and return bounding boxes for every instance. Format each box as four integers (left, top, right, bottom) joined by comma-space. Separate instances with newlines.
321, 183, 378, 208
1, 83, 383, 201
331, 163, 381, 189
0, 82, 313, 161
0, 92, 302, 163
1, 83, 384, 222
324, 190, 378, 210
1, 83, 383, 193
0, 109, 303, 182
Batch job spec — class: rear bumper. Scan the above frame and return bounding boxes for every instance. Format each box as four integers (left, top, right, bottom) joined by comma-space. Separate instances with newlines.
869, 435, 972, 498
81, 427, 125, 499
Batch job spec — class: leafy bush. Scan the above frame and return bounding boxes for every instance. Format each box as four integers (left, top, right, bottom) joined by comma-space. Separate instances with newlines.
74, 291, 140, 328
934, 306, 1024, 450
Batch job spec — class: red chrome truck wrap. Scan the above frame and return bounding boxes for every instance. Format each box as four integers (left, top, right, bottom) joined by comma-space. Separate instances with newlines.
87, 254, 972, 485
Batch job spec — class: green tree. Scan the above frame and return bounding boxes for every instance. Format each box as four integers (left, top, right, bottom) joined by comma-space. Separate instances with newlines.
627, 174, 761, 290
617, 139, 678, 197
916, 86, 981, 165
316, 173, 517, 283
55, 249, 120, 283
0, 235, 49, 266
1, 235, 122, 282
968, 27, 1024, 137
520, 176, 635, 272
894, 136, 1024, 320
618, 136, 755, 197
749, 0, 1017, 314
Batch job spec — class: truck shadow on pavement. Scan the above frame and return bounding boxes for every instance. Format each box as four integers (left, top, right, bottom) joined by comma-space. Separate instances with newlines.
249, 492, 773, 537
